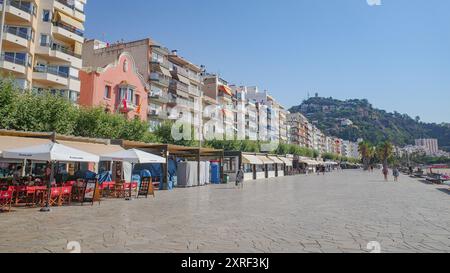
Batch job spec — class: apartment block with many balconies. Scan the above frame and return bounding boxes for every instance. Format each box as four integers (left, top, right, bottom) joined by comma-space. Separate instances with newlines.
0, 0, 86, 103
202, 73, 235, 140
167, 50, 203, 140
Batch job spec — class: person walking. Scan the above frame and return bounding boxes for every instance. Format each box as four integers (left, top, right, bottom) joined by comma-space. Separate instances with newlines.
236, 167, 244, 189
393, 167, 400, 182
382, 167, 389, 182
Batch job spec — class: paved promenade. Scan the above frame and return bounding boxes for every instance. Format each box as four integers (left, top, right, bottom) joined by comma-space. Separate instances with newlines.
1, 170, 449, 253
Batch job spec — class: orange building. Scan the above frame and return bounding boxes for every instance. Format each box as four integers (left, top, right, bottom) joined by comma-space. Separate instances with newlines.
79, 52, 149, 121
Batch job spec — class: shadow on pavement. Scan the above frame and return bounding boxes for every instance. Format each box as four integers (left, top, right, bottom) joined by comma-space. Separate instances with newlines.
437, 188, 450, 195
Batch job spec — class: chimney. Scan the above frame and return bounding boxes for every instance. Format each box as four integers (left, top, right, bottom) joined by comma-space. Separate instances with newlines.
171, 50, 178, 55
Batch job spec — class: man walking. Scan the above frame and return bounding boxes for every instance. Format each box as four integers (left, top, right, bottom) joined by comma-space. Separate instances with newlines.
236, 167, 244, 189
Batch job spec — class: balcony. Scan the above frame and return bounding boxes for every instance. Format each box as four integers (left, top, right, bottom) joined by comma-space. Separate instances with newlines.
169, 79, 189, 94
45, 42, 82, 68
0, 53, 26, 74
188, 85, 201, 97
33, 66, 69, 87
171, 64, 189, 79
0, 0, 35, 22
148, 90, 169, 103
54, 0, 86, 22
2, 26, 31, 48
118, 101, 136, 112
168, 97, 194, 109
52, 22, 84, 44
149, 73, 170, 87
151, 59, 170, 70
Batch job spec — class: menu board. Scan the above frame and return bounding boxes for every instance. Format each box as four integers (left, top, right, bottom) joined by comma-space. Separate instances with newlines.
138, 177, 154, 198
83, 179, 99, 205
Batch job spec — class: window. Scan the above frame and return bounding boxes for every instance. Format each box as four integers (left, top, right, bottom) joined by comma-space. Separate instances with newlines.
119, 87, 134, 103
40, 34, 50, 46
104, 86, 111, 99
42, 10, 51, 22
135, 94, 140, 105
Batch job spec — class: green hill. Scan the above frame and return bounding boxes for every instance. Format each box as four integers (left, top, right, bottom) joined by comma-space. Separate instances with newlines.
288, 97, 450, 152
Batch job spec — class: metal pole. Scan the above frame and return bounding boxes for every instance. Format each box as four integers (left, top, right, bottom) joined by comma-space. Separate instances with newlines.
40, 161, 54, 212
0, 0, 7, 54
125, 162, 133, 201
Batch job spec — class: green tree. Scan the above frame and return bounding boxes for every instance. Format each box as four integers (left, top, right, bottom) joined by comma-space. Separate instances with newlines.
376, 141, 394, 170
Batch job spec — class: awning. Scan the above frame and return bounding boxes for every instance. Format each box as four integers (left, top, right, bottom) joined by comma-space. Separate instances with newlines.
299, 159, 320, 165
278, 157, 293, 166
268, 156, 284, 164
160, 66, 171, 77
58, 140, 125, 157
3, 143, 99, 163
219, 85, 233, 96
175, 90, 190, 99
0, 136, 51, 158
56, 11, 85, 31
242, 154, 263, 165
177, 74, 191, 86
258, 156, 274, 165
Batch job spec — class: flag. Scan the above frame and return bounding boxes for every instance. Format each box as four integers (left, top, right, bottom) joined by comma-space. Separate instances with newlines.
136, 103, 141, 114
122, 99, 128, 112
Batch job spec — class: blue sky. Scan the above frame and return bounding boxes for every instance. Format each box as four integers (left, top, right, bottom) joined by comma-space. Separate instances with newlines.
85, 0, 450, 123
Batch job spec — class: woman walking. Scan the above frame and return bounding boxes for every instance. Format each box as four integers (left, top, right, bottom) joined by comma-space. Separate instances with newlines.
393, 167, 400, 182
236, 167, 244, 189
382, 167, 389, 182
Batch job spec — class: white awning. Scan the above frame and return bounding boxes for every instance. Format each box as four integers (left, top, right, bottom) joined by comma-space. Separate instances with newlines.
160, 66, 171, 77
258, 156, 275, 165
2, 143, 99, 163
0, 136, 51, 158
100, 149, 165, 164
242, 154, 263, 165
299, 158, 320, 165
278, 157, 293, 167
58, 140, 125, 156
268, 156, 284, 164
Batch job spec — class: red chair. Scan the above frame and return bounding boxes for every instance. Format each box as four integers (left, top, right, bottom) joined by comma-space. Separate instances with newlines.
48, 187, 62, 207
60, 186, 72, 206
0, 190, 14, 212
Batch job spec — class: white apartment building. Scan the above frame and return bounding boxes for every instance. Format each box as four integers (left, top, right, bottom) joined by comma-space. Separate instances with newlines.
415, 138, 439, 156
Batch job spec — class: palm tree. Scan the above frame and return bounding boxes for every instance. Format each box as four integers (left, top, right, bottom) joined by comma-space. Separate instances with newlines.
358, 142, 373, 170
376, 141, 394, 171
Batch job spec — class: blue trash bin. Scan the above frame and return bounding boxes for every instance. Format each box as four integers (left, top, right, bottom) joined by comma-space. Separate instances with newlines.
210, 162, 221, 184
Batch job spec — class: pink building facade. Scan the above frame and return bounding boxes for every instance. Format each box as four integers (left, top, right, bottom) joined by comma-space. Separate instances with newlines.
79, 52, 149, 121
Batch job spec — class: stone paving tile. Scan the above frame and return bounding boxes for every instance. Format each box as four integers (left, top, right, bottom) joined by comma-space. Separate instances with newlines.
0, 170, 449, 253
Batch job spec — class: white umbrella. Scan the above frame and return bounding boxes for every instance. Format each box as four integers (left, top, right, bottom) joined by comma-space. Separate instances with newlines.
99, 149, 165, 164
2, 142, 100, 163
99, 149, 165, 200
2, 142, 99, 212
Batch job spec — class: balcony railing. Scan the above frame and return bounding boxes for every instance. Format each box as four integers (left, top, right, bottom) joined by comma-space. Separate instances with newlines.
169, 97, 194, 109
53, 21, 84, 37
55, 0, 84, 13
3, 25, 31, 40
33, 66, 69, 78
0, 0, 36, 15
0, 53, 26, 66
44, 42, 81, 59
188, 86, 201, 97
150, 73, 170, 86
169, 80, 189, 94
171, 64, 189, 78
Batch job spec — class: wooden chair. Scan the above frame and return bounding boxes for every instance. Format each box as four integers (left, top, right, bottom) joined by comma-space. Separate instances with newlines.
60, 186, 72, 206
48, 187, 62, 207
72, 180, 86, 203
0, 190, 14, 212
112, 181, 125, 198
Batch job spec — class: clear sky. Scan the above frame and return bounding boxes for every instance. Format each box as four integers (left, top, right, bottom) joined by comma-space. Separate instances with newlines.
84, 0, 450, 123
